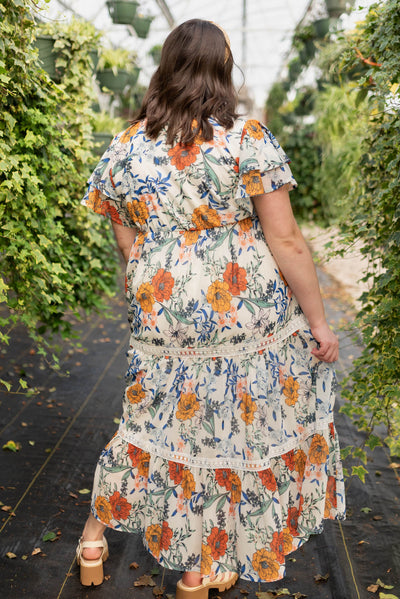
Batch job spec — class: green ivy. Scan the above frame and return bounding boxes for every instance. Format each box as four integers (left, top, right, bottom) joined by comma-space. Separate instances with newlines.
0, 1, 119, 390
335, 0, 400, 458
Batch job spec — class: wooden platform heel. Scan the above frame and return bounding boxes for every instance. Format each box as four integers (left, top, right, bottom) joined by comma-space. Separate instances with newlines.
76, 535, 109, 586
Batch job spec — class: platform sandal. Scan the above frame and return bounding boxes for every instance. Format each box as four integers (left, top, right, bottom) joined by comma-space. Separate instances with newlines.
76, 535, 109, 586
176, 572, 238, 599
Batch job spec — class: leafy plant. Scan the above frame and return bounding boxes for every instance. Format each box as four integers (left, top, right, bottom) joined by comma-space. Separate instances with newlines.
0, 1, 119, 391
98, 47, 137, 74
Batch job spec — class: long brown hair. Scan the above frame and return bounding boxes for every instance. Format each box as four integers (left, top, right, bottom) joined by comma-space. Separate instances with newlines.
132, 19, 238, 145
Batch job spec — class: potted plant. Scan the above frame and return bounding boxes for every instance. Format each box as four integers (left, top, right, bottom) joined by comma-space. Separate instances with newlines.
96, 48, 137, 94
312, 18, 333, 39
288, 57, 302, 83
325, 0, 354, 17
132, 14, 153, 39
92, 111, 127, 155
106, 0, 139, 25
149, 44, 162, 65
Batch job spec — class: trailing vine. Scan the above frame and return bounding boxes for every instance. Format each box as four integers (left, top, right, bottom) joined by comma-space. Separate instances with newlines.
0, 0, 119, 391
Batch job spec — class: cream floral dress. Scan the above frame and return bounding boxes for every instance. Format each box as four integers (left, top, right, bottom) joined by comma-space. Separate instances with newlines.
82, 117, 345, 582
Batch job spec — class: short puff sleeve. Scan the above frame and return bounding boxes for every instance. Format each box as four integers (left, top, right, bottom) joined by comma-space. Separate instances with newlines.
238, 120, 297, 198
81, 128, 138, 229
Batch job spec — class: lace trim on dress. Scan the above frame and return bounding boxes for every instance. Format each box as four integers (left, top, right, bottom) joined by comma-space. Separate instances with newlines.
130, 314, 307, 358
117, 419, 335, 471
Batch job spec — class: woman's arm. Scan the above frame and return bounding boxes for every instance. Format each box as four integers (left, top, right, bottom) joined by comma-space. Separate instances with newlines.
251, 185, 339, 363
112, 221, 137, 264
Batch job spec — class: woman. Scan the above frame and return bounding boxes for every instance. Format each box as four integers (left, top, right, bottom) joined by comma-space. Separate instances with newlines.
77, 19, 345, 595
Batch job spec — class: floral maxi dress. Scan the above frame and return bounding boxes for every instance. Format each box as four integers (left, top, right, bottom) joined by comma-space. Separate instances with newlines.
82, 118, 345, 582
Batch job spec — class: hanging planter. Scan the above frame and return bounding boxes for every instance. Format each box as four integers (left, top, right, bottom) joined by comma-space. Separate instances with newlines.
96, 68, 129, 93
89, 50, 100, 72
106, 0, 139, 25
312, 18, 333, 39
325, 0, 354, 17
34, 35, 63, 81
127, 66, 140, 87
288, 58, 302, 83
149, 44, 162, 65
132, 15, 153, 39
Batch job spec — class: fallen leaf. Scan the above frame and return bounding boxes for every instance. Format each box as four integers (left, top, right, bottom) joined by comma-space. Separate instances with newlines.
376, 579, 395, 590
31, 547, 41, 556
69, 492, 78, 499
360, 507, 372, 513
368, 584, 380, 592
49, 387, 56, 393
289, 557, 297, 562
21, 554, 28, 560
1, 505, 12, 512
255, 593, 275, 599
389, 462, 400, 469
314, 573, 329, 583
293, 593, 307, 599
373, 515, 383, 521
6, 552, 16, 559
113, 417, 120, 424
3, 440, 21, 452
153, 585, 165, 597
104, 575, 111, 581
21, 422, 28, 427
134, 575, 156, 587
240, 591, 249, 595
129, 561, 139, 569
43, 532, 57, 542
275, 590, 291, 597
358, 540, 369, 545
379, 594, 399, 599
78, 488, 91, 495
151, 567, 160, 576
29, 441, 35, 446
375, 471, 382, 476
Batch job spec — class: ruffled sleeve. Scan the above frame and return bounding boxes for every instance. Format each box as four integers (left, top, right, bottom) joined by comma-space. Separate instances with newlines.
238, 120, 297, 198
81, 127, 138, 229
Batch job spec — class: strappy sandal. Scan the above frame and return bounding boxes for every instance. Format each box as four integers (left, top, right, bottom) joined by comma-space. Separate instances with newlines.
176, 571, 238, 599
76, 535, 109, 586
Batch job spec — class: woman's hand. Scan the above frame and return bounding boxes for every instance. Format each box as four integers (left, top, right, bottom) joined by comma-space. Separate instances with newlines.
310, 321, 339, 363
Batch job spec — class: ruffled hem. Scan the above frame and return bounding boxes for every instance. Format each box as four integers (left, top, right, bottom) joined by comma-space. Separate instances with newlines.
90, 424, 345, 582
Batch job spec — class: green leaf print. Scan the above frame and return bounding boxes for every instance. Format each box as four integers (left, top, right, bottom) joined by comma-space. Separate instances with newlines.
203, 153, 221, 192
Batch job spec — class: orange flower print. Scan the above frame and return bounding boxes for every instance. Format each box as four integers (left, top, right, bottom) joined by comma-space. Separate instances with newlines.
200, 543, 213, 575
145, 523, 162, 558
101, 201, 123, 225
238, 217, 252, 232
258, 469, 277, 492
206, 280, 232, 313
94, 496, 112, 524
223, 262, 247, 295
233, 157, 240, 173
136, 282, 154, 313
207, 527, 228, 559
283, 376, 300, 406
329, 421, 335, 439
240, 392, 257, 425
137, 450, 150, 477
168, 461, 184, 484
181, 468, 195, 499
281, 450, 295, 471
244, 119, 264, 140
109, 491, 131, 520
294, 449, 307, 479
286, 499, 304, 537
251, 548, 280, 581
176, 392, 200, 421
183, 229, 200, 245
168, 143, 200, 170
126, 383, 146, 404
127, 444, 143, 467
309, 434, 329, 465
242, 171, 264, 196
160, 521, 173, 550
230, 472, 242, 503
120, 122, 141, 143
324, 475, 337, 518
282, 527, 294, 553
270, 531, 285, 564
86, 188, 102, 213
152, 269, 175, 302
127, 199, 149, 226
192, 205, 221, 230
215, 469, 232, 490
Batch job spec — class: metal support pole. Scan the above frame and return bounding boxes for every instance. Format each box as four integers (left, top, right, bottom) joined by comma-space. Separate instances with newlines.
242, 0, 247, 77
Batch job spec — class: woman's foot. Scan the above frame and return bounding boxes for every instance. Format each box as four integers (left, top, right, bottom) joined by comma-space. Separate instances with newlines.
80, 513, 107, 560
176, 571, 238, 599
182, 571, 202, 587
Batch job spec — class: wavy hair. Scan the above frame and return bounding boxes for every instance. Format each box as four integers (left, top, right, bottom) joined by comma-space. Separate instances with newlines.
132, 19, 238, 145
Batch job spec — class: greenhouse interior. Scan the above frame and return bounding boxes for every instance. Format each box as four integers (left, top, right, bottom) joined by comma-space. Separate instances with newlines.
1, 0, 400, 597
